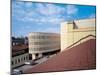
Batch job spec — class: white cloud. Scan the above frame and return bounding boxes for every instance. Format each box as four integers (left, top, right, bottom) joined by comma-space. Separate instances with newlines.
13, 2, 66, 24
25, 2, 33, 7
34, 3, 65, 16
12, 1, 26, 17
12, 1, 24, 9
48, 18, 65, 24
12, 1, 76, 25
42, 27, 60, 33
66, 5, 78, 15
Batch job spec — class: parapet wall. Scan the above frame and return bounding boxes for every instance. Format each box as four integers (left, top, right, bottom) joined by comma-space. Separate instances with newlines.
61, 18, 96, 51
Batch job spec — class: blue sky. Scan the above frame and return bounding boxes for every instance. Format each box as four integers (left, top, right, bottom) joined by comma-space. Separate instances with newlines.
12, 0, 96, 37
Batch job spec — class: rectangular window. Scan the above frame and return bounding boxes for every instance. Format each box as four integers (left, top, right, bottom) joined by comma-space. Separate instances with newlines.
12, 61, 14, 65
18, 59, 20, 63
24, 57, 26, 60
15, 59, 17, 64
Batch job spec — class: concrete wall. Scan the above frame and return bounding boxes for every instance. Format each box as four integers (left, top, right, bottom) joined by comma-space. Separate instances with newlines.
28, 32, 60, 59
61, 18, 96, 51
12, 53, 29, 68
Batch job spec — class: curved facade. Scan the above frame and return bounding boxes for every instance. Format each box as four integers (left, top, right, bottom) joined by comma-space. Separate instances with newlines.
28, 32, 60, 59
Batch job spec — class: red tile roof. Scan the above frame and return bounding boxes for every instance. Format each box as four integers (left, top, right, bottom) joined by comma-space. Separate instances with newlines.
24, 39, 96, 73
12, 45, 28, 52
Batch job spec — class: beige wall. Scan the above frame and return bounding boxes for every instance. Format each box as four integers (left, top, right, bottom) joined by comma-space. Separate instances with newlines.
28, 32, 60, 59
61, 18, 96, 51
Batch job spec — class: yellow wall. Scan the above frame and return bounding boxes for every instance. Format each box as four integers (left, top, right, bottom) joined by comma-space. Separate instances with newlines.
61, 18, 96, 51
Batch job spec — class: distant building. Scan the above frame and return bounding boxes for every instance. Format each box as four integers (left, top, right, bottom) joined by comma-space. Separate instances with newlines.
61, 18, 96, 51
12, 45, 30, 68
24, 37, 28, 45
28, 32, 60, 60
12, 37, 28, 46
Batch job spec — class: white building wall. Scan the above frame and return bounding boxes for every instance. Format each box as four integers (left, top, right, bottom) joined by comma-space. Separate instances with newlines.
12, 53, 29, 68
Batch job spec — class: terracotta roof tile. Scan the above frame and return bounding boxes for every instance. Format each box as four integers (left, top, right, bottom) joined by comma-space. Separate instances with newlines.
24, 39, 96, 73
12, 45, 28, 52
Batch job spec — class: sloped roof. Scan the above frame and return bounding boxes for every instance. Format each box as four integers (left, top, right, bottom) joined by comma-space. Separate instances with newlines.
24, 39, 96, 73
12, 45, 28, 52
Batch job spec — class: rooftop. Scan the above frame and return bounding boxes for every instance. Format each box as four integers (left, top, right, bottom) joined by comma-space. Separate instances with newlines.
12, 45, 28, 52
24, 38, 96, 73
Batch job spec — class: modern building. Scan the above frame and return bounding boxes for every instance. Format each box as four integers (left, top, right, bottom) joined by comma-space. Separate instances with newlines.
61, 18, 96, 51
12, 45, 30, 68
28, 32, 60, 60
